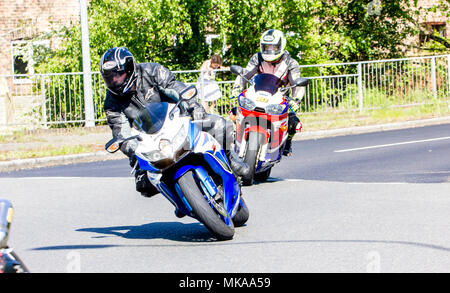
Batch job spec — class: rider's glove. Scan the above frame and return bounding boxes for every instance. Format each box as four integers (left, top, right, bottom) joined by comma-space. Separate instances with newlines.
121, 138, 139, 158
288, 98, 301, 112
183, 98, 208, 120
129, 154, 138, 168
192, 106, 208, 120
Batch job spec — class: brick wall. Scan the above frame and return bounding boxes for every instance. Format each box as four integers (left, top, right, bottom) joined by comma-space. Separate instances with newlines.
417, 0, 449, 29
0, 0, 81, 76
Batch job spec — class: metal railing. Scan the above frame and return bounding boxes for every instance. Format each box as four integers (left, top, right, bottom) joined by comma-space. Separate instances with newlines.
0, 54, 449, 129
300, 55, 450, 113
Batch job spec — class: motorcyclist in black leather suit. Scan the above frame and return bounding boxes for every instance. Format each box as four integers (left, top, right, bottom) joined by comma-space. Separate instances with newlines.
101, 47, 249, 197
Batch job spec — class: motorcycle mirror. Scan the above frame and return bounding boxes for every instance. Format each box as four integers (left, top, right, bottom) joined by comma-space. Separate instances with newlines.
279, 87, 291, 93
230, 65, 254, 86
105, 138, 121, 153
230, 65, 243, 76
280, 78, 310, 94
295, 77, 310, 87
170, 85, 198, 119
0, 199, 13, 249
105, 135, 142, 153
179, 85, 197, 101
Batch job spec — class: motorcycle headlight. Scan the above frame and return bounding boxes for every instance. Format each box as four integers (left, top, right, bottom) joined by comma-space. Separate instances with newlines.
159, 139, 173, 158
141, 150, 174, 169
140, 126, 190, 170
239, 96, 256, 111
266, 104, 287, 115
142, 150, 166, 162
172, 125, 188, 151
157, 126, 190, 159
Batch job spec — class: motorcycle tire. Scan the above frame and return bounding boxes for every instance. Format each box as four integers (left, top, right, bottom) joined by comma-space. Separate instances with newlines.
254, 167, 272, 182
178, 171, 235, 241
242, 131, 265, 186
232, 198, 249, 227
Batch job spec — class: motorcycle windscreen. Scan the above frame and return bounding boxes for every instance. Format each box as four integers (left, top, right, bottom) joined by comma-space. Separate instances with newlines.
253, 73, 282, 95
133, 102, 168, 134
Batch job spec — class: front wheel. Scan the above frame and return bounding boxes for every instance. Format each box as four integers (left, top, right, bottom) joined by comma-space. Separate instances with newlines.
232, 198, 249, 227
254, 167, 272, 182
242, 131, 265, 186
178, 171, 234, 240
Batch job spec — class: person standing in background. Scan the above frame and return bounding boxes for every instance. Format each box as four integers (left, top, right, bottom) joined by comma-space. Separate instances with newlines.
198, 54, 229, 114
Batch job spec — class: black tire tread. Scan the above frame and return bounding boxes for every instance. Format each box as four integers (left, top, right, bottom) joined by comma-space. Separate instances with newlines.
232, 198, 249, 227
242, 132, 265, 186
178, 171, 234, 240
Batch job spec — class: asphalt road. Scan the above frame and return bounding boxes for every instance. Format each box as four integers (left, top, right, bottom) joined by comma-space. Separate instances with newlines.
1, 123, 449, 273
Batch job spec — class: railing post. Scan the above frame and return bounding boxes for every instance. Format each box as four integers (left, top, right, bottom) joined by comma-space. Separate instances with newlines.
431, 56, 437, 99
357, 62, 363, 112
447, 55, 450, 98
40, 76, 48, 129
200, 71, 205, 102
80, 0, 95, 127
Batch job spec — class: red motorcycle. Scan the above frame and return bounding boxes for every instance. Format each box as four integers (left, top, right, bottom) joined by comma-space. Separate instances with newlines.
230, 65, 308, 186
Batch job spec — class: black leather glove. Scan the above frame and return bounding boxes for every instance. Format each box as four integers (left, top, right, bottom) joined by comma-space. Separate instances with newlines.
129, 154, 137, 168
192, 106, 207, 120
120, 138, 139, 158
184, 99, 207, 120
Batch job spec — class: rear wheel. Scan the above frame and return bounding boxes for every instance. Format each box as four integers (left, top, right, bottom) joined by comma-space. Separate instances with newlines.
242, 132, 265, 186
178, 171, 234, 240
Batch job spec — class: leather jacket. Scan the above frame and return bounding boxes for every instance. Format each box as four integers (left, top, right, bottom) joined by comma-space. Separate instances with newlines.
104, 62, 202, 157
233, 51, 304, 99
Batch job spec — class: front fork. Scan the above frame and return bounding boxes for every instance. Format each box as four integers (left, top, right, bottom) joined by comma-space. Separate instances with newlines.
238, 124, 270, 162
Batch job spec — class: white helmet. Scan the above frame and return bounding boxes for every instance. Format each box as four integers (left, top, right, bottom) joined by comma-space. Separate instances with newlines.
260, 29, 286, 62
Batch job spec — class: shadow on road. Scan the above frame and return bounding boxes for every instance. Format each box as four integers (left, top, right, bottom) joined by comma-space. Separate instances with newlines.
251, 177, 285, 185
31, 222, 217, 251
75, 222, 217, 243
30, 238, 450, 253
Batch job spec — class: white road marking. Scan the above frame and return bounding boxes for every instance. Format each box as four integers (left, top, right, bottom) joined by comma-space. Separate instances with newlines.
273, 178, 408, 184
334, 136, 450, 153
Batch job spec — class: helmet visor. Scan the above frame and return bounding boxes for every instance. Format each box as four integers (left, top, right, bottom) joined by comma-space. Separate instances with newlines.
102, 70, 127, 92
261, 44, 281, 56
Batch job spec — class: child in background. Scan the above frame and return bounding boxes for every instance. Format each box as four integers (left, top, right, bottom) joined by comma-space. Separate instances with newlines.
197, 54, 229, 114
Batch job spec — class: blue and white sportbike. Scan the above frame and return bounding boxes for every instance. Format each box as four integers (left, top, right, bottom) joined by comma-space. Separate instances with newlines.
105, 86, 249, 241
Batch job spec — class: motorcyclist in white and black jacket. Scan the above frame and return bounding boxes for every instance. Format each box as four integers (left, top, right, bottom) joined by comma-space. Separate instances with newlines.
101, 47, 249, 197
232, 29, 305, 156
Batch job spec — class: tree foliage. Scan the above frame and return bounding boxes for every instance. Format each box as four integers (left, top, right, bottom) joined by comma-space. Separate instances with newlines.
311, 0, 419, 61
35, 0, 447, 74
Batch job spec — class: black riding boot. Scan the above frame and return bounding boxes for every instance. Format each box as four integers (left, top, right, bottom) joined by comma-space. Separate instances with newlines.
283, 136, 293, 156
284, 112, 301, 156
226, 150, 250, 177
135, 169, 159, 197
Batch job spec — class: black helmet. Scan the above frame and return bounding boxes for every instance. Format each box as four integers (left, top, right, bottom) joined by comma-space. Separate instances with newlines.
100, 47, 136, 96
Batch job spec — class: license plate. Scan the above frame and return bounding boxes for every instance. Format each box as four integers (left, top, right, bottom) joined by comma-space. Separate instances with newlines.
256, 96, 269, 103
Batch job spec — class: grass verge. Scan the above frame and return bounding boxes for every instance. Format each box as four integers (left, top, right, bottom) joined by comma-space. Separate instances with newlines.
301, 103, 450, 131
0, 144, 103, 161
